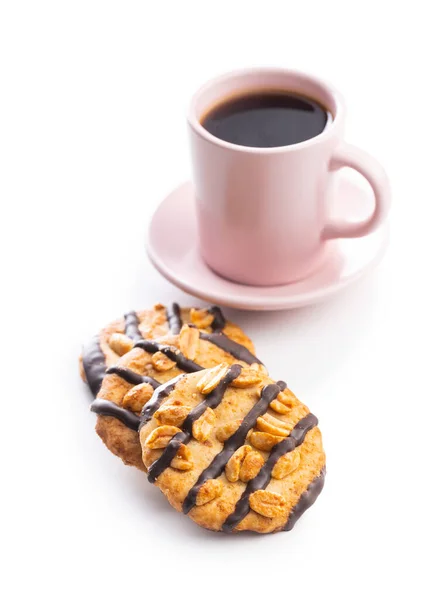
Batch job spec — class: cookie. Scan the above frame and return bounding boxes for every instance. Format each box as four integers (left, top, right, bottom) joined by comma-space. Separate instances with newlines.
88, 306, 262, 470
138, 365, 325, 533
80, 303, 252, 396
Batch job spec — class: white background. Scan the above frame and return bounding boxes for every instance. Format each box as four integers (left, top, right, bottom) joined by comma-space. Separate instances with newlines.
1, 1, 445, 598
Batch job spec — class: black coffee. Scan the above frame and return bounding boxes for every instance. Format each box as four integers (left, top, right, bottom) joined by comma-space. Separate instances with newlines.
201, 91, 328, 148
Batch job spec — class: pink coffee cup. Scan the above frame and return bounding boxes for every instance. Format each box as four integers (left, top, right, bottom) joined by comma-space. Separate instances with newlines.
188, 68, 391, 286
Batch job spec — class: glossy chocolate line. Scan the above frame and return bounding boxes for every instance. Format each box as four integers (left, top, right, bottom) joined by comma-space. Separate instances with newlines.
147, 365, 242, 482
283, 467, 326, 531
135, 340, 203, 373
106, 366, 160, 389
148, 433, 187, 482
124, 311, 143, 341
166, 302, 183, 334
182, 380, 286, 514
181, 365, 241, 433
199, 332, 261, 365
140, 374, 185, 424
208, 306, 226, 332
82, 336, 106, 396
90, 398, 141, 431
222, 413, 318, 532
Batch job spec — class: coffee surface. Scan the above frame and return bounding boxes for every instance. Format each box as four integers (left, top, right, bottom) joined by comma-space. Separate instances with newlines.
201, 91, 328, 148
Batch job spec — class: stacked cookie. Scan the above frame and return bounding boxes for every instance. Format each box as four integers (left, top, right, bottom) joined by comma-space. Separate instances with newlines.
80, 303, 325, 534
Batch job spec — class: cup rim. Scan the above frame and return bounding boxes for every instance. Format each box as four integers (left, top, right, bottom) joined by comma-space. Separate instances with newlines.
188, 67, 344, 154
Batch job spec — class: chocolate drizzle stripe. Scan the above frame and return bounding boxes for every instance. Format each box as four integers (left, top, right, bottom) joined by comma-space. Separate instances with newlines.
90, 398, 141, 431
180, 365, 242, 433
106, 366, 160, 389
135, 340, 203, 373
222, 412, 318, 532
182, 380, 287, 514
82, 336, 106, 396
208, 306, 226, 332
166, 303, 183, 334
283, 467, 326, 531
124, 311, 143, 341
148, 432, 188, 482
199, 332, 261, 365
140, 374, 185, 424
147, 365, 242, 482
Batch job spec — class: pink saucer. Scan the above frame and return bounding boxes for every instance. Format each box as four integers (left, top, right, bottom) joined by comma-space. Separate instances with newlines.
146, 178, 389, 311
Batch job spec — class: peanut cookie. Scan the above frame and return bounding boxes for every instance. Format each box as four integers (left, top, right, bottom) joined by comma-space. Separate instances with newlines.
138, 365, 325, 533
88, 307, 262, 470
80, 303, 254, 396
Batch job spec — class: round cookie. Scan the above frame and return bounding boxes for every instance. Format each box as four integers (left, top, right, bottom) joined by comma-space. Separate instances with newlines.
89, 310, 263, 471
138, 365, 325, 534
80, 303, 255, 396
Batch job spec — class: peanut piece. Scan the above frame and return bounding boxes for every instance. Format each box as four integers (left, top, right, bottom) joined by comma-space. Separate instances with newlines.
190, 308, 214, 329
231, 367, 262, 388
248, 430, 285, 451
224, 445, 264, 483
269, 390, 297, 415
192, 408, 216, 442
225, 445, 251, 482
144, 425, 181, 449
109, 333, 134, 356
151, 351, 176, 372
154, 403, 190, 426
239, 449, 264, 482
215, 420, 243, 443
249, 490, 287, 518
178, 324, 200, 360
196, 479, 223, 506
122, 382, 154, 412
256, 413, 293, 437
196, 363, 229, 394
271, 448, 301, 480
171, 444, 193, 470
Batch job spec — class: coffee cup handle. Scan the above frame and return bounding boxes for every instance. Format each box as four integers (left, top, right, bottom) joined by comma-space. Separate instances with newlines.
321, 143, 391, 240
